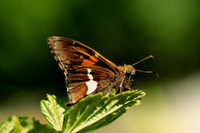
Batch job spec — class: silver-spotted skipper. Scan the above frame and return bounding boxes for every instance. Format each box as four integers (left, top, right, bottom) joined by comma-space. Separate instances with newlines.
48, 36, 156, 105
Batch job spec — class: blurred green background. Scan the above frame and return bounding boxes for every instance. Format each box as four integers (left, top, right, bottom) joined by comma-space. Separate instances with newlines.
1, 0, 200, 133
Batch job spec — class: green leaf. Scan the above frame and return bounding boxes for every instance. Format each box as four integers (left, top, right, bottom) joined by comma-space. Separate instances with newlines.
0, 115, 28, 133
62, 90, 145, 133
40, 94, 67, 131
27, 120, 57, 133
0, 115, 56, 133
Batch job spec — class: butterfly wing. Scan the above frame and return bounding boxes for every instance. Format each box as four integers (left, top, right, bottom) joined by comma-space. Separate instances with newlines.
48, 36, 121, 104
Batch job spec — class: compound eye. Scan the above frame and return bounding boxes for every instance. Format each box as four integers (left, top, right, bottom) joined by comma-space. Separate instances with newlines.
126, 69, 132, 74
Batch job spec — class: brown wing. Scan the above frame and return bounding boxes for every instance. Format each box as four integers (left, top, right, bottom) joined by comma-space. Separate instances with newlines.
48, 36, 120, 75
66, 65, 116, 104
48, 36, 121, 104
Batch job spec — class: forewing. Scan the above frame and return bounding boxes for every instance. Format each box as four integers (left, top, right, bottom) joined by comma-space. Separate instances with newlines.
48, 36, 120, 75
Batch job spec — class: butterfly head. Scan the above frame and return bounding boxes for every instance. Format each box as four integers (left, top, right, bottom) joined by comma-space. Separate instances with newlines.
118, 64, 136, 78
125, 64, 136, 76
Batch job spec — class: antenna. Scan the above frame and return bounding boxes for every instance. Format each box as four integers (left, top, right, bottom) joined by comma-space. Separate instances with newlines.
132, 55, 159, 77
135, 69, 159, 77
132, 55, 154, 66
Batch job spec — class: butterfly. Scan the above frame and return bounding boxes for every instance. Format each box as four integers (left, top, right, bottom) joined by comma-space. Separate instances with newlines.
48, 36, 156, 105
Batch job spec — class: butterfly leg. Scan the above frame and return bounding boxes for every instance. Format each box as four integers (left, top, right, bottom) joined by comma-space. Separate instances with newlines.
118, 76, 126, 92
125, 79, 134, 91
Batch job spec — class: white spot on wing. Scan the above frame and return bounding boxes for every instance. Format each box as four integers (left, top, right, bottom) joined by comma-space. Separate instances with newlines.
86, 69, 98, 95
